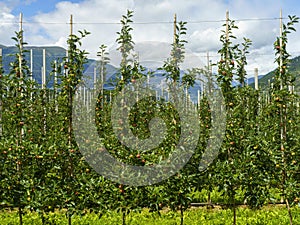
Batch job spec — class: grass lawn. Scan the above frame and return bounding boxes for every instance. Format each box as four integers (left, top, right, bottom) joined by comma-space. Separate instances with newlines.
1, 205, 300, 225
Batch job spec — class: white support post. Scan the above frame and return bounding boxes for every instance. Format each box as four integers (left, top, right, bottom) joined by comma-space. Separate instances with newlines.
147, 73, 150, 87
254, 68, 259, 90
185, 86, 188, 109
161, 80, 164, 99
54, 60, 58, 111
42, 49, 46, 89
197, 89, 200, 111
109, 91, 112, 105
94, 66, 97, 90
30, 49, 33, 80
167, 89, 169, 102
83, 86, 86, 107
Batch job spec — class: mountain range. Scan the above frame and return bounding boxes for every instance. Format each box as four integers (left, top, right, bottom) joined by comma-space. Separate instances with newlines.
252, 55, 300, 91
1, 44, 300, 92
0, 44, 116, 88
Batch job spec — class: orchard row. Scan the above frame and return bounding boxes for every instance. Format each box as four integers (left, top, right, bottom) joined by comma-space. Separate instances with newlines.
0, 10, 300, 225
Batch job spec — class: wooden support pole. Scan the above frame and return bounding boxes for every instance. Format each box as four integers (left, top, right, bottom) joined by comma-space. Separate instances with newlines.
279, 9, 283, 90
225, 10, 229, 65
70, 14, 73, 36
172, 13, 178, 89
207, 51, 213, 94
226, 10, 229, 37
19, 13, 23, 32
173, 14, 177, 44
279, 9, 286, 206
18, 13, 24, 139
19, 13, 23, 79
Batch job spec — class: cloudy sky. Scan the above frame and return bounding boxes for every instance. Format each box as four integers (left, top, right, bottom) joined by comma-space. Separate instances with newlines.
0, 0, 300, 76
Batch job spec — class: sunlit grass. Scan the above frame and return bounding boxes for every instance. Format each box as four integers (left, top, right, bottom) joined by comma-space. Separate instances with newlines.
1, 205, 299, 225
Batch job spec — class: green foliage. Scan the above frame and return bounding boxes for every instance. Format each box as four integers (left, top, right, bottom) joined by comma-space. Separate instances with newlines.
116, 10, 135, 69
264, 14, 300, 225
1, 9, 300, 225
161, 21, 187, 84
97, 44, 110, 90
236, 38, 252, 87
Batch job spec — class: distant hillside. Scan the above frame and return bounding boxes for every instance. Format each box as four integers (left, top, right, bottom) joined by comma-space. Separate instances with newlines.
246, 75, 264, 85
253, 56, 300, 90
0, 44, 203, 101
1, 45, 68, 87
0, 44, 117, 88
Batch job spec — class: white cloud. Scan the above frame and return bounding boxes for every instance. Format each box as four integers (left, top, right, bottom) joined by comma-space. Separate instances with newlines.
0, 0, 299, 77
189, 28, 221, 52
0, 5, 18, 45
246, 46, 277, 75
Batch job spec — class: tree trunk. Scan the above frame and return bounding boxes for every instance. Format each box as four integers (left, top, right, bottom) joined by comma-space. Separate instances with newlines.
41, 213, 45, 225
286, 199, 293, 225
122, 209, 126, 225
231, 195, 236, 225
180, 205, 184, 225
207, 191, 212, 209
19, 206, 23, 225
233, 205, 236, 225
68, 214, 72, 225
